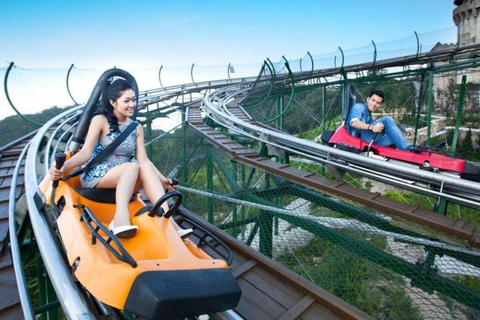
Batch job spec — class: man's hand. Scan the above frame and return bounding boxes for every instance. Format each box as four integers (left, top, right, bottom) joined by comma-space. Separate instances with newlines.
371, 123, 384, 133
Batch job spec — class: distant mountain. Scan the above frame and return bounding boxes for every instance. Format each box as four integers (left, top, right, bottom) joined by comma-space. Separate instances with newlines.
0, 106, 74, 148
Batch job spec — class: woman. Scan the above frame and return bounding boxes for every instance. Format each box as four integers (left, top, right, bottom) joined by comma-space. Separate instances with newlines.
49, 79, 192, 239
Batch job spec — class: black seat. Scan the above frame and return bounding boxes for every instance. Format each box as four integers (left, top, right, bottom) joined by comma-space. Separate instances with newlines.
432, 141, 446, 152
74, 188, 135, 204
342, 83, 357, 125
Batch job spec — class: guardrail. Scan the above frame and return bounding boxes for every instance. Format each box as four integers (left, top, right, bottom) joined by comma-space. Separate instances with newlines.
8, 142, 35, 320
24, 105, 96, 319
17, 40, 480, 317
202, 84, 480, 210
21, 81, 242, 318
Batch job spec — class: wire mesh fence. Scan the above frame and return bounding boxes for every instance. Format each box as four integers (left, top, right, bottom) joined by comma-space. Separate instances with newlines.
238, 60, 480, 233
240, 59, 480, 163
4, 23, 479, 319
0, 27, 457, 125
149, 125, 480, 319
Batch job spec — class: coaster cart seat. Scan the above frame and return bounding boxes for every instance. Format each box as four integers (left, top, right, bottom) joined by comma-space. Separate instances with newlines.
319, 84, 480, 181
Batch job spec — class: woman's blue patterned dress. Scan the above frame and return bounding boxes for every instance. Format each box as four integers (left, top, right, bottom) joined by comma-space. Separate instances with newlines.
81, 119, 137, 188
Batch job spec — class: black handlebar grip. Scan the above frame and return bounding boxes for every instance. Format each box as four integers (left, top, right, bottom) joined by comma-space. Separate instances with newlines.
171, 178, 179, 186
52, 153, 67, 188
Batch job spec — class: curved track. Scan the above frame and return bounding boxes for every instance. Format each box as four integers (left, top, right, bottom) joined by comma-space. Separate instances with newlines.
203, 84, 480, 211
7, 83, 370, 319
4, 42, 480, 318
0, 132, 35, 319
198, 91, 480, 247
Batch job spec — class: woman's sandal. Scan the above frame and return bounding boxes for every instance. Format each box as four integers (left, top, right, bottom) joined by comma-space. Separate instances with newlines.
109, 221, 138, 238
177, 228, 193, 239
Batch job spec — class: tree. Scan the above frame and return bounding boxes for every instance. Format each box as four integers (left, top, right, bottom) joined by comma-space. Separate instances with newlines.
458, 129, 474, 159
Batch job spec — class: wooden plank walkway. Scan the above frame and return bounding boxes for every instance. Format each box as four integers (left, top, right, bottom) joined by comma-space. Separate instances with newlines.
177, 206, 371, 320
5, 100, 479, 319
0, 119, 371, 319
186, 102, 480, 248
185, 102, 372, 319
0, 135, 32, 319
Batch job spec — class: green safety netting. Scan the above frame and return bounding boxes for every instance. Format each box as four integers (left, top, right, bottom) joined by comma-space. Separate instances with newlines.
148, 122, 480, 320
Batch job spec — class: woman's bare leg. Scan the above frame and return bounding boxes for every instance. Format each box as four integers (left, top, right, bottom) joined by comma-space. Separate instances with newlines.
97, 162, 139, 226
138, 162, 169, 213
149, 160, 169, 182
138, 162, 189, 233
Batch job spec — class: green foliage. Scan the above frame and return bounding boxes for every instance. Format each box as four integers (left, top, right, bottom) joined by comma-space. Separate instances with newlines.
453, 128, 480, 162
352, 80, 417, 125
343, 229, 388, 250
277, 238, 422, 319
247, 86, 344, 135
344, 172, 366, 189
364, 180, 373, 191
296, 115, 341, 140
458, 129, 475, 160
24, 250, 40, 307
462, 276, 480, 294
0, 106, 74, 148
290, 88, 343, 134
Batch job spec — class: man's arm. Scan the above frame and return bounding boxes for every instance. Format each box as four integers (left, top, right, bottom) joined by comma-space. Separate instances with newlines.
351, 120, 384, 133
351, 119, 372, 131
349, 105, 384, 133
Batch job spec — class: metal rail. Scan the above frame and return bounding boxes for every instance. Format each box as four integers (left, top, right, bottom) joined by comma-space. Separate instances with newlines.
186, 105, 480, 245
0, 132, 38, 318
11, 40, 480, 318
24, 105, 95, 319
8, 142, 35, 319
202, 84, 480, 211
43, 113, 81, 173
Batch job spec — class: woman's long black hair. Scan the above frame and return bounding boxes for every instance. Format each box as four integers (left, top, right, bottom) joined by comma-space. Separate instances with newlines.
96, 79, 133, 132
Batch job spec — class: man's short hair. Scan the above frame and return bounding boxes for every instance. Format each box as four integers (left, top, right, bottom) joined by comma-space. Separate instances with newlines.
369, 89, 385, 102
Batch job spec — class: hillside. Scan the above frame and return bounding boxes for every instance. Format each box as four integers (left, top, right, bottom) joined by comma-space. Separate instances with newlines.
0, 106, 74, 148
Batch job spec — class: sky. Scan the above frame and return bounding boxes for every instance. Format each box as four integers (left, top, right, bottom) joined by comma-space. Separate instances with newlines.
0, 0, 457, 124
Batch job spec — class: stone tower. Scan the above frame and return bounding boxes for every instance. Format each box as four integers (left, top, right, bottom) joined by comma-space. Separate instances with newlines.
453, 0, 480, 44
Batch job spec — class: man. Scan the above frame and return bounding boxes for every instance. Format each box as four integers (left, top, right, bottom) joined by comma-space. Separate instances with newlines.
346, 89, 411, 151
